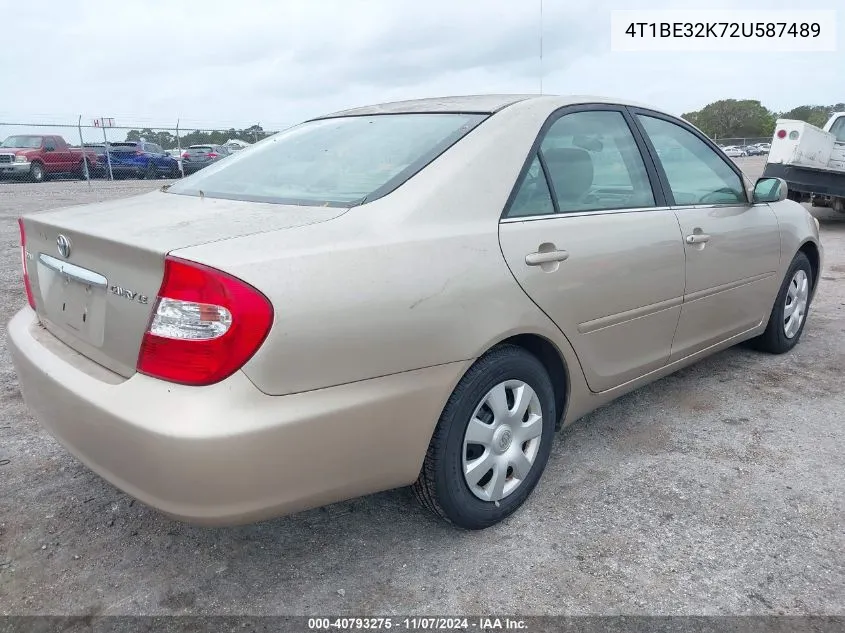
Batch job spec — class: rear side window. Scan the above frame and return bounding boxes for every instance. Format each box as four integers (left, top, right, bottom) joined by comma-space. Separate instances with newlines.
508, 156, 555, 217
506, 109, 655, 218
167, 113, 487, 206
637, 115, 746, 205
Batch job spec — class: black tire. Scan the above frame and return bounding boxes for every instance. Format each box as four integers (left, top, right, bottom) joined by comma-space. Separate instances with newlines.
412, 344, 557, 529
142, 160, 157, 180
749, 251, 813, 354
29, 161, 46, 183
78, 159, 91, 180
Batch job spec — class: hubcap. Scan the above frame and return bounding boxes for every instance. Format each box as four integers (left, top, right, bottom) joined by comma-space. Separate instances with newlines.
462, 380, 543, 502
783, 269, 809, 339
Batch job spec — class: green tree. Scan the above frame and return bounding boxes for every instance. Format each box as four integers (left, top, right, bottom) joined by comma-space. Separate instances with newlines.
778, 103, 845, 128
682, 99, 775, 139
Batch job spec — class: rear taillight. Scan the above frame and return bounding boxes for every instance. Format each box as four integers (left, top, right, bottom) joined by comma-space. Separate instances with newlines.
135, 150, 144, 155
181, 152, 188, 158
137, 256, 273, 386
777, 129, 787, 139
18, 219, 35, 309
206, 152, 219, 159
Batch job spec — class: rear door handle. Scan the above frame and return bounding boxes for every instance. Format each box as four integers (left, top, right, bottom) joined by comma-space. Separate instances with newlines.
525, 250, 570, 266
685, 234, 711, 244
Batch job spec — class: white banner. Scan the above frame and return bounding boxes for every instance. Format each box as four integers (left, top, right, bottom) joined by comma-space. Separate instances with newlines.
611, 10, 837, 52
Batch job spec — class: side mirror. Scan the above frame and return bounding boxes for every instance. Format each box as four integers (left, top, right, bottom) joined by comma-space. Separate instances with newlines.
752, 177, 788, 203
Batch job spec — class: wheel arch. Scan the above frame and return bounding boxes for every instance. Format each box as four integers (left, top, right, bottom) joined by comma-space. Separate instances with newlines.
798, 239, 821, 295
489, 333, 571, 430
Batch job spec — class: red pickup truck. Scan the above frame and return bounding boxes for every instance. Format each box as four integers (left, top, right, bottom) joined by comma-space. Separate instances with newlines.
0, 134, 99, 182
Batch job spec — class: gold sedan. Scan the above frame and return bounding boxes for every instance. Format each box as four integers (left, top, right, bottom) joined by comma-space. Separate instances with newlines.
9, 95, 822, 529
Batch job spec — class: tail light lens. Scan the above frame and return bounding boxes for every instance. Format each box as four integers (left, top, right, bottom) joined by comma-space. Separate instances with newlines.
18, 219, 35, 309
137, 256, 273, 386
181, 152, 189, 158
206, 152, 219, 159
776, 129, 787, 139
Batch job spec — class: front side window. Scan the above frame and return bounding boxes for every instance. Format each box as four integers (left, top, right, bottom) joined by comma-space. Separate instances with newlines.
637, 115, 747, 205
167, 113, 486, 206
539, 110, 656, 213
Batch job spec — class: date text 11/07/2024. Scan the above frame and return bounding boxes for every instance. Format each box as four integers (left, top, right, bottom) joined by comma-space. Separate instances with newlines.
307, 617, 528, 630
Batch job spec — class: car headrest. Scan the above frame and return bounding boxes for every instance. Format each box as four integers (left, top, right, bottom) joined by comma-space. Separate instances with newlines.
543, 147, 594, 203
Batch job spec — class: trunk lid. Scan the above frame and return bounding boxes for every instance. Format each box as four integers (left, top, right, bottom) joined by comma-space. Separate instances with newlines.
22, 190, 348, 377
183, 147, 214, 162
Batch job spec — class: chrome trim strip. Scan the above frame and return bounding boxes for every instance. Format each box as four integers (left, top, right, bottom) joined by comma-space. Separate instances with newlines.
683, 272, 775, 303
500, 205, 672, 223
38, 253, 107, 288
578, 296, 683, 334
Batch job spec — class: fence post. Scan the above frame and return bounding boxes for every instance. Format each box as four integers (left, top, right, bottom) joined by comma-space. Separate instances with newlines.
176, 119, 184, 178
77, 115, 91, 186
102, 117, 114, 181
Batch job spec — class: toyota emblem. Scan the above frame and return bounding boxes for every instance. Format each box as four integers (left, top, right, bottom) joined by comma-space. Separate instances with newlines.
56, 234, 72, 259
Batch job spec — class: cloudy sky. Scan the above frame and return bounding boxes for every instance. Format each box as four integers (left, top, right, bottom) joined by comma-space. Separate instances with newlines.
0, 0, 842, 138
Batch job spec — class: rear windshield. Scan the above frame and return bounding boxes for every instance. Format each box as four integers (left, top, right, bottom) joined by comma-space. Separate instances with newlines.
166, 113, 487, 206
829, 116, 845, 143
188, 146, 213, 151
109, 142, 138, 152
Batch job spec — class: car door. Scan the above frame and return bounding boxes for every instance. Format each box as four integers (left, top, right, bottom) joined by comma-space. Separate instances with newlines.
41, 137, 61, 172
498, 106, 687, 393
631, 110, 782, 362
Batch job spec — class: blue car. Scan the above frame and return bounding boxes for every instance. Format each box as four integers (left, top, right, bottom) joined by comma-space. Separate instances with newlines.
107, 141, 180, 179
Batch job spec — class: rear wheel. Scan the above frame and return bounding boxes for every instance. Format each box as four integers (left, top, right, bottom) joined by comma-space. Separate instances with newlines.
413, 345, 556, 529
750, 252, 813, 354
29, 161, 46, 183
143, 160, 157, 180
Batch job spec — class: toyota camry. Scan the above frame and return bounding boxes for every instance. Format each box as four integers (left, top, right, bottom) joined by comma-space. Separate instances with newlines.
9, 95, 822, 529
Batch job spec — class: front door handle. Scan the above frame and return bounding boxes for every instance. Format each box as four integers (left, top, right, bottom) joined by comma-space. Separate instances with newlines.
525, 250, 570, 266
685, 233, 711, 244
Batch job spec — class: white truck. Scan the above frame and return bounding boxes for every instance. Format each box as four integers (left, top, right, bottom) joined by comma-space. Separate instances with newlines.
762, 112, 845, 212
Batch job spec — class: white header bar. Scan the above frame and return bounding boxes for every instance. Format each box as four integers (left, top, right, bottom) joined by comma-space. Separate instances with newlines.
611, 10, 837, 52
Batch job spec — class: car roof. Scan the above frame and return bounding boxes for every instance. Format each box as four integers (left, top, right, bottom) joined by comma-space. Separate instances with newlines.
311, 94, 677, 120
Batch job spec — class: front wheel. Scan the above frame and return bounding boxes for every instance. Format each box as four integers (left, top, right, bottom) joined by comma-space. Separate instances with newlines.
29, 161, 46, 183
413, 345, 557, 529
750, 251, 813, 354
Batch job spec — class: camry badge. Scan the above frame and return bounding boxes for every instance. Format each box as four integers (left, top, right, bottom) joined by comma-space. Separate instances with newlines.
56, 234, 72, 259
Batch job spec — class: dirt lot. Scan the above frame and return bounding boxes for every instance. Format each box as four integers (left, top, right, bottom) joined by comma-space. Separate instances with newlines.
0, 158, 843, 616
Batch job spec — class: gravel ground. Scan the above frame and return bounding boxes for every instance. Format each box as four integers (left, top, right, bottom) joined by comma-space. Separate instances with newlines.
0, 160, 843, 616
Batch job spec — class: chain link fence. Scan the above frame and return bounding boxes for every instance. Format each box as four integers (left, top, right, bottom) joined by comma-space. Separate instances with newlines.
711, 136, 772, 148
0, 118, 278, 185
1, 115, 778, 186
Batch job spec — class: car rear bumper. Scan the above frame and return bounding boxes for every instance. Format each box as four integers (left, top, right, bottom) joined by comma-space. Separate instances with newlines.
8, 307, 463, 525
182, 162, 210, 173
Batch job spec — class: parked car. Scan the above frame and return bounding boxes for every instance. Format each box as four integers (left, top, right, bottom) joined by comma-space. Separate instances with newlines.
0, 135, 99, 182
10, 95, 823, 530
744, 145, 765, 156
106, 141, 180, 179
722, 145, 747, 158
81, 143, 111, 177
181, 144, 231, 174
756, 143, 771, 153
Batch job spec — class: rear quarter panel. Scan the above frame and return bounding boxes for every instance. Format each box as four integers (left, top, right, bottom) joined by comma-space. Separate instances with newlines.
172, 98, 591, 403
